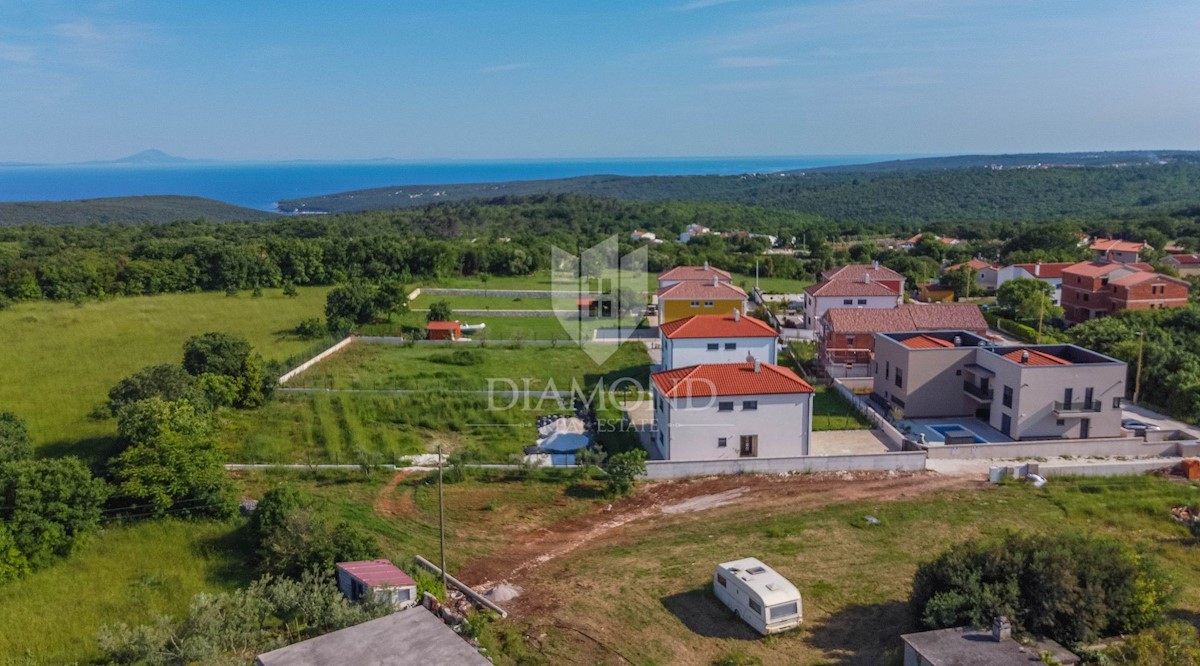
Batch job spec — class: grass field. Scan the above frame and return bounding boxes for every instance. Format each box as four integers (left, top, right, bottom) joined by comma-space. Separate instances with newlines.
420, 271, 556, 290
360, 313, 574, 340
410, 294, 553, 310
0, 519, 250, 665
285, 342, 651, 391
812, 387, 872, 431
0, 288, 328, 455
730, 272, 813, 296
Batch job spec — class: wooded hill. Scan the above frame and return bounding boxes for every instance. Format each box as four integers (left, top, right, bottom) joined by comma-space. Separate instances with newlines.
0, 195, 277, 226
279, 152, 1200, 223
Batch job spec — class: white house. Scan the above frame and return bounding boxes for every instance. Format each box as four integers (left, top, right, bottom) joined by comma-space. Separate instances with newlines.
802, 263, 905, 329
650, 361, 814, 460
678, 223, 711, 243
659, 311, 778, 369
993, 262, 1075, 305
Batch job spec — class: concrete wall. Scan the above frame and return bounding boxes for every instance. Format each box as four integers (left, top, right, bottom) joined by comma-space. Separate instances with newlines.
643, 451, 927, 479
1038, 460, 1179, 477
656, 390, 812, 460
663, 336, 776, 369
832, 380, 906, 450
925, 438, 1185, 460
278, 336, 355, 384
661, 298, 745, 323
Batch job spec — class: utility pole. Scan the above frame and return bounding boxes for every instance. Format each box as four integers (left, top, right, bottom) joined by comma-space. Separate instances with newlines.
1133, 331, 1145, 404
1037, 295, 1045, 342
755, 259, 760, 292
437, 443, 447, 599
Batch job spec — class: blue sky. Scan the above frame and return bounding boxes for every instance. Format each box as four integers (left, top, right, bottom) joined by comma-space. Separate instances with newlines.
0, 0, 1197, 161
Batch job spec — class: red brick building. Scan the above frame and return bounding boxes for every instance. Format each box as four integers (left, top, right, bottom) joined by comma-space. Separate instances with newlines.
818, 303, 988, 377
1061, 261, 1190, 325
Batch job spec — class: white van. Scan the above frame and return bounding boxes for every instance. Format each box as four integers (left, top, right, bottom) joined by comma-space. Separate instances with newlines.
713, 557, 802, 635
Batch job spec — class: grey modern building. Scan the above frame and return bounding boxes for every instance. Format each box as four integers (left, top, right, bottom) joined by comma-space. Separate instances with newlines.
872, 330, 1127, 440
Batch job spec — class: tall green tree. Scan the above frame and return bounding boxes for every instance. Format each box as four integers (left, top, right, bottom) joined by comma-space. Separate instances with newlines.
324, 280, 378, 331
0, 412, 32, 463
996, 278, 1062, 322
108, 364, 205, 415
0, 457, 108, 571
426, 299, 453, 323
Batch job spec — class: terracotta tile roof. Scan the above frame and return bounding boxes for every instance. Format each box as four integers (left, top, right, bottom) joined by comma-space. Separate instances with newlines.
657, 265, 733, 282
803, 280, 901, 298
657, 281, 747, 300
1010, 262, 1075, 279
660, 313, 778, 339
1168, 254, 1200, 266
822, 304, 987, 334
337, 560, 417, 587
1109, 271, 1189, 288
946, 259, 994, 272
1062, 261, 1152, 278
651, 362, 814, 398
1091, 238, 1150, 254
1002, 348, 1072, 366
821, 263, 905, 283
426, 321, 461, 331
902, 334, 956, 349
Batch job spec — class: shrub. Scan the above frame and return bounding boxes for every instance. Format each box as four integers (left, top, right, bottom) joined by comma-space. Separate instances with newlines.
1091, 621, 1200, 665
0, 411, 32, 463
605, 449, 647, 497
0, 457, 108, 572
910, 532, 1175, 645
429, 349, 484, 366
294, 317, 327, 339
252, 484, 380, 579
107, 364, 205, 415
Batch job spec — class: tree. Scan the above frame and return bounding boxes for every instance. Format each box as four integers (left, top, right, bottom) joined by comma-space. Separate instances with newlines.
940, 266, 978, 299
324, 280, 377, 332
996, 278, 1062, 322
426, 299, 453, 323
911, 532, 1175, 646
108, 364, 205, 415
0, 412, 32, 463
183, 332, 253, 378
373, 279, 410, 322
111, 398, 233, 518
0, 457, 108, 571
251, 486, 380, 579
282, 280, 299, 298
1096, 621, 1200, 665
605, 449, 646, 497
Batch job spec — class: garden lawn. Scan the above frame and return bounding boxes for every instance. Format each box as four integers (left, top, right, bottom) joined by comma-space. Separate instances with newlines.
360, 313, 574, 341
284, 342, 651, 392
409, 294, 553, 310
0, 288, 328, 455
812, 387, 872, 431
730, 272, 813, 295
0, 519, 249, 665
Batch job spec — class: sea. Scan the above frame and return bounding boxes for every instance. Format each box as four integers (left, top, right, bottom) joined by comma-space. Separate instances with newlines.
0, 155, 909, 212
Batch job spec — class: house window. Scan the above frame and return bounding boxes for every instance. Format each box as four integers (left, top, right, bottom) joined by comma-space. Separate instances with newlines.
739, 435, 758, 458
885, 361, 890, 379
1002, 386, 1013, 408
725, 342, 736, 350
843, 299, 853, 305
690, 301, 699, 308
743, 400, 758, 411
1083, 293, 1089, 302
717, 437, 727, 448
894, 367, 903, 389
846, 335, 856, 346
718, 401, 734, 412
1056, 419, 1066, 426
857, 299, 867, 305
704, 300, 714, 307
707, 343, 719, 351
1112, 397, 1123, 409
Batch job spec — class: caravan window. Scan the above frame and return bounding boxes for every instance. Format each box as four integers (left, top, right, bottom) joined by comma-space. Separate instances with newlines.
716, 574, 727, 587
770, 602, 799, 620
748, 599, 762, 615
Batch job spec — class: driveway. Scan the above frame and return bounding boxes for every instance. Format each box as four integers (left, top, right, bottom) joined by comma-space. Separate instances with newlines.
809, 429, 892, 455
1121, 403, 1199, 436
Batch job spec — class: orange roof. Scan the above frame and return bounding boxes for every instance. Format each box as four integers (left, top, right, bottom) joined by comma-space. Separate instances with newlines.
660, 313, 777, 339
804, 280, 901, 298
1002, 348, 1071, 366
657, 265, 733, 282
1010, 262, 1075, 279
426, 321, 461, 330
1168, 254, 1200, 266
946, 259, 994, 272
822, 303, 987, 334
1091, 238, 1149, 254
1062, 261, 1152, 278
657, 281, 747, 300
901, 334, 956, 349
651, 362, 814, 398
821, 264, 905, 283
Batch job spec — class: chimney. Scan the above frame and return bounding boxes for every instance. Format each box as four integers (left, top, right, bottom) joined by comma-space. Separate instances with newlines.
1034, 262, 1041, 277
733, 308, 741, 322
704, 260, 710, 271
1021, 350, 1030, 363
872, 260, 880, 270
753, 359, 762, 373
992, 616, 1012, 642
953, 336, 962, 347
864, 272, 872, 284
746, 351, 755, 363
712, 275, 719, 287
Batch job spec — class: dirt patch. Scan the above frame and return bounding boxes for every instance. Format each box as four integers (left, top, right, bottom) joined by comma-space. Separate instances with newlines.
373, 471, 416, 517
661, 487, 747, 514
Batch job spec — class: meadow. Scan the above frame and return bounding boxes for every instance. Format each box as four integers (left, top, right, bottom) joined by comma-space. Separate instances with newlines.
0, 288, 329, 455
730, 272, 813, 295
360, 313, 574, 340
409, 294, 554, 310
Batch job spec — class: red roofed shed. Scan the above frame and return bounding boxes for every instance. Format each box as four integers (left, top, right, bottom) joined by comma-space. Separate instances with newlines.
336, 560, 418, 609
426, 320, 462, 341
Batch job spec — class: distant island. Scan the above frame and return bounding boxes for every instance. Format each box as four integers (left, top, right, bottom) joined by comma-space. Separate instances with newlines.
0, 195, 277, 226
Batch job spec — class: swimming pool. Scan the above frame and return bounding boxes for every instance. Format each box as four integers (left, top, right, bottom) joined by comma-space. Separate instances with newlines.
926, 423, 986, 444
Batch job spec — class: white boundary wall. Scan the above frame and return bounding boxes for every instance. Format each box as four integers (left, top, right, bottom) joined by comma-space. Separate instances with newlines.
643, 451, 927, 479
278, 336, 356, 385
925, 438, 1192, 460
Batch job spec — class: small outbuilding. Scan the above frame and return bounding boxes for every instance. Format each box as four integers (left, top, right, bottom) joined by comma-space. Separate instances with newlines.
426, 320, 462, 341
901, 617, 1080, 666
255, 606, 489, 666
336, 560, 418, 610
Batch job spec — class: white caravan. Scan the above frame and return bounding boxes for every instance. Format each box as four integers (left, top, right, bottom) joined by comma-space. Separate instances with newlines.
713, 557, 802, 635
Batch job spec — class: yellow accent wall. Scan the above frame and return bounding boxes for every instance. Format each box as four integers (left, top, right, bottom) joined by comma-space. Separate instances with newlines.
660, 298, 745, 323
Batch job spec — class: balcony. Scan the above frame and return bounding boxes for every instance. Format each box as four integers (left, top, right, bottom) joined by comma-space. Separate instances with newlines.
962, 381, 994, 401
1054, 400, 1102, 414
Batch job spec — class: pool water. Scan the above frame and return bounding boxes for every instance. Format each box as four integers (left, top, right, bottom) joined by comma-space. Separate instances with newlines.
927, 423, 986, 444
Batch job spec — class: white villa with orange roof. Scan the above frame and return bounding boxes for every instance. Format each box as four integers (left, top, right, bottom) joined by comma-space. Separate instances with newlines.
659, 310, 778, 369
802, 262, 905, 328
650, 361, 814, 460
1090, 238, 1151, 263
